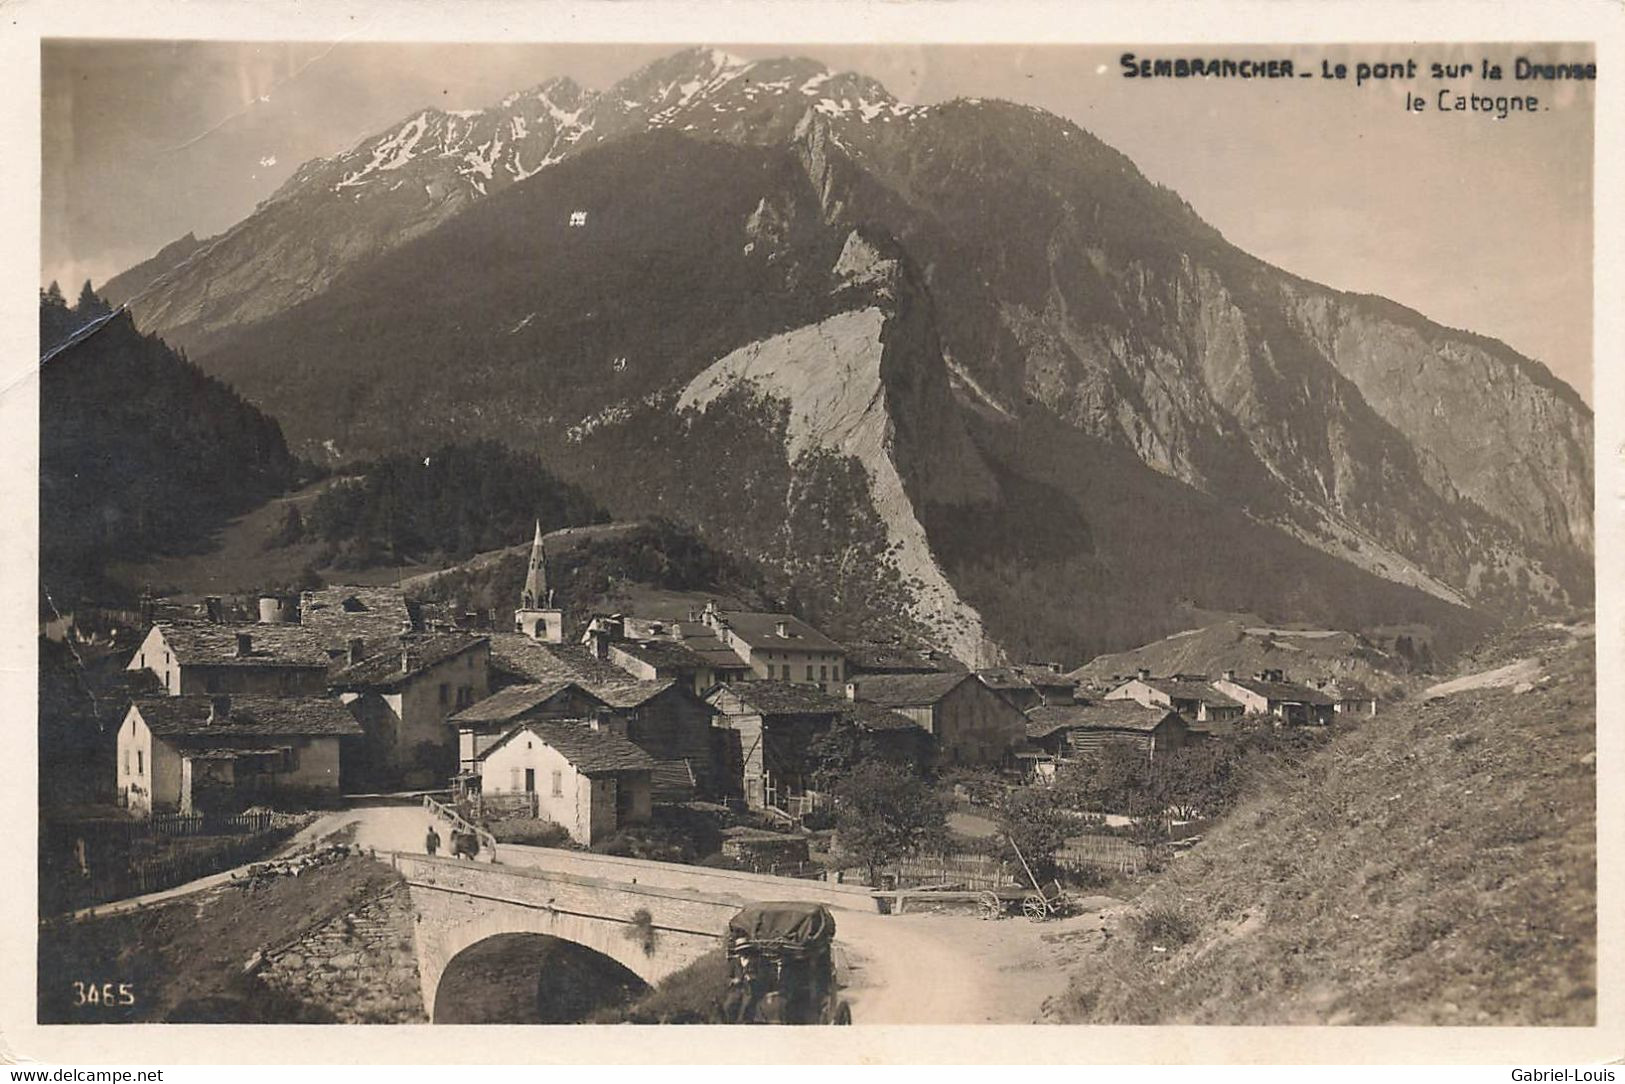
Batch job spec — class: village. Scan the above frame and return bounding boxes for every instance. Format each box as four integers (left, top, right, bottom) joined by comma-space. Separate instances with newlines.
58, 520, 1379, 880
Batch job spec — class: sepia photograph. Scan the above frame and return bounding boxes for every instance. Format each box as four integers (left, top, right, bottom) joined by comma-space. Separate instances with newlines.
7, 0, 1618, 1065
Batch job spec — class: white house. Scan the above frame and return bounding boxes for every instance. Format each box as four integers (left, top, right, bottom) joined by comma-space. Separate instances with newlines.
1105, 672, 1245, 724
478, 721, 655, 845
1212, 669, 1336, 725
117, 695, 361, 816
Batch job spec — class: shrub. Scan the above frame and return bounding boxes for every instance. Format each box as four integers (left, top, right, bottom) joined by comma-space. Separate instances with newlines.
624, 907, 657, 955
588, 949, 730, 1024
591, 823, 696, 864
1131, 904, 1199, 948
800, 808, 836, 831
487, 818, 572, 847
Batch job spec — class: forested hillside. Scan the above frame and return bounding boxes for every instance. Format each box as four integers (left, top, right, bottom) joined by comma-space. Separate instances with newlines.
39, 292, 298, 605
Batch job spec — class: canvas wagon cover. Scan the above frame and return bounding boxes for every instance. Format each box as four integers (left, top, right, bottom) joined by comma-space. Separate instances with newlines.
727, 902, 836, 947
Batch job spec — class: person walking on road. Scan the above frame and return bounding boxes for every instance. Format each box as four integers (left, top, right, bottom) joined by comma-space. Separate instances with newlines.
425, 824, 441, 857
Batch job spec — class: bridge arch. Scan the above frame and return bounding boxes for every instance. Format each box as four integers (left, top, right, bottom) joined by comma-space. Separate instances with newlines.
395, 855, 735, 1021
432, 932, 650, 1023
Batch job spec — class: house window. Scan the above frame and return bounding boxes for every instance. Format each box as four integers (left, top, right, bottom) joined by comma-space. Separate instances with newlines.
806, 665, 814, 682
820, 665, 828, 681
137, 750, 144, 776
551, 770, 563, 797
439, 683, 450, 705
525, 768, 536, 793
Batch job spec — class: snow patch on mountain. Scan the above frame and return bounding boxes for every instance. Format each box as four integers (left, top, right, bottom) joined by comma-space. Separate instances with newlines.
677, 307, 993, 662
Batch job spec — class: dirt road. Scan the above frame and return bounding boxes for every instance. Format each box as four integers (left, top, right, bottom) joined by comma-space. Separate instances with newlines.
835, 906, 1112, 1024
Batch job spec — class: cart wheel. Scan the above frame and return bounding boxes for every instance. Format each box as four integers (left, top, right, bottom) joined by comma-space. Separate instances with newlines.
977, 892, 1002, 920
1022, 895, 1048, 922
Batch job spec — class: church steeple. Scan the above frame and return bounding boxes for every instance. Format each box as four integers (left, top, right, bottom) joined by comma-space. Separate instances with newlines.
515, 521, 564, 642
521, 520, 549, 610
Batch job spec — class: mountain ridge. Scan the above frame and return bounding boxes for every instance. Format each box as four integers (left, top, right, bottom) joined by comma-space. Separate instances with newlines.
97, 46, 1592, 660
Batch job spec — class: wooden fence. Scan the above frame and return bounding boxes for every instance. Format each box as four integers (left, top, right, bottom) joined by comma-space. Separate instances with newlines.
470, 792, 537, 820
44, 823, 303, 916
1055, 836, 1154, 875
892, 852, 1012, 890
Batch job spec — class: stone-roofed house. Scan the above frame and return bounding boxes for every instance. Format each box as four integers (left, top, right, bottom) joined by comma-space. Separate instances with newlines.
126, 623, 330, 697
976, 664, 1077, 711
1024, 701, 1189, 763
477, 720, 654, 845
846, 671, 1025, 769
584, 677, 719, 800
1105, 670, 1246, 725
483, 634, 719, 798
843, 640, 967, 678
489, 634, 631, 689
447, 681, 613, 774
1213, 669, 1337, 725
585, 619, 750, 696
706, 681, 927, 813
708, 681, 841, 810
117, 694, 361, 816
298, 585, 420, 652
701, 602, 847, 695
1015, 664, 1079, 706
328, 632, 490, 788
1313, 677, 1379, 717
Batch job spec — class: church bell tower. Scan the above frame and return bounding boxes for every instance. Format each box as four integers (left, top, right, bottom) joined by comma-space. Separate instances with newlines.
515, 521, 564, 643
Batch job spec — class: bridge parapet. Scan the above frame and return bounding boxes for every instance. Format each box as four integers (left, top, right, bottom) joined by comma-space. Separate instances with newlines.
492, 844, 884, 912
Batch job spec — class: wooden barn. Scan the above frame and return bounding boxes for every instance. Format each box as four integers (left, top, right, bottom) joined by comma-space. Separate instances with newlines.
1024, 702, 1189, 764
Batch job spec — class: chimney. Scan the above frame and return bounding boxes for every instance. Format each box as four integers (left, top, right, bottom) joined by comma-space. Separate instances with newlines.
208, 695, 231, 723
1136, 667, 1151, 681
347, 638, 365, 666
1223, 669, 1236, 682
234, 632, 253, 658
401, 650, 420, 674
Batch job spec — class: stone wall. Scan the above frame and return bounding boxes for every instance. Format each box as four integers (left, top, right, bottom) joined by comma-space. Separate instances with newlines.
258, 881, 426, 1023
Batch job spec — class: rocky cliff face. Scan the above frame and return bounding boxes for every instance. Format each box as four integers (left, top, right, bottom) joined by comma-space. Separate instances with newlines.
105, 47, 1591, 659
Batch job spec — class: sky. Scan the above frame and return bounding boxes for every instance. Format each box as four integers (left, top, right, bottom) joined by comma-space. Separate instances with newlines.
41, 41, 1594, 399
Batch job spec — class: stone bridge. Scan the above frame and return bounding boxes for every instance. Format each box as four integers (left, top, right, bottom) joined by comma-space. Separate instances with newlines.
393, 847, 879, 1021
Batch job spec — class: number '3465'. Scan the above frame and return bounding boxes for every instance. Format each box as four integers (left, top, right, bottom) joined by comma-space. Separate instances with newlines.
72, 981, 135, 1006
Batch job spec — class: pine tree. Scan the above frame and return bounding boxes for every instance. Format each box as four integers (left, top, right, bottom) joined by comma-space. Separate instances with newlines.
76, 280, 110, 317
42, 281, 65, 307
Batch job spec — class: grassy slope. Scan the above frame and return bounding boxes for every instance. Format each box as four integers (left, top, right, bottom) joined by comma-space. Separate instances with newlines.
106, 476, 434, 599
1059, 621, 1595, 1025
